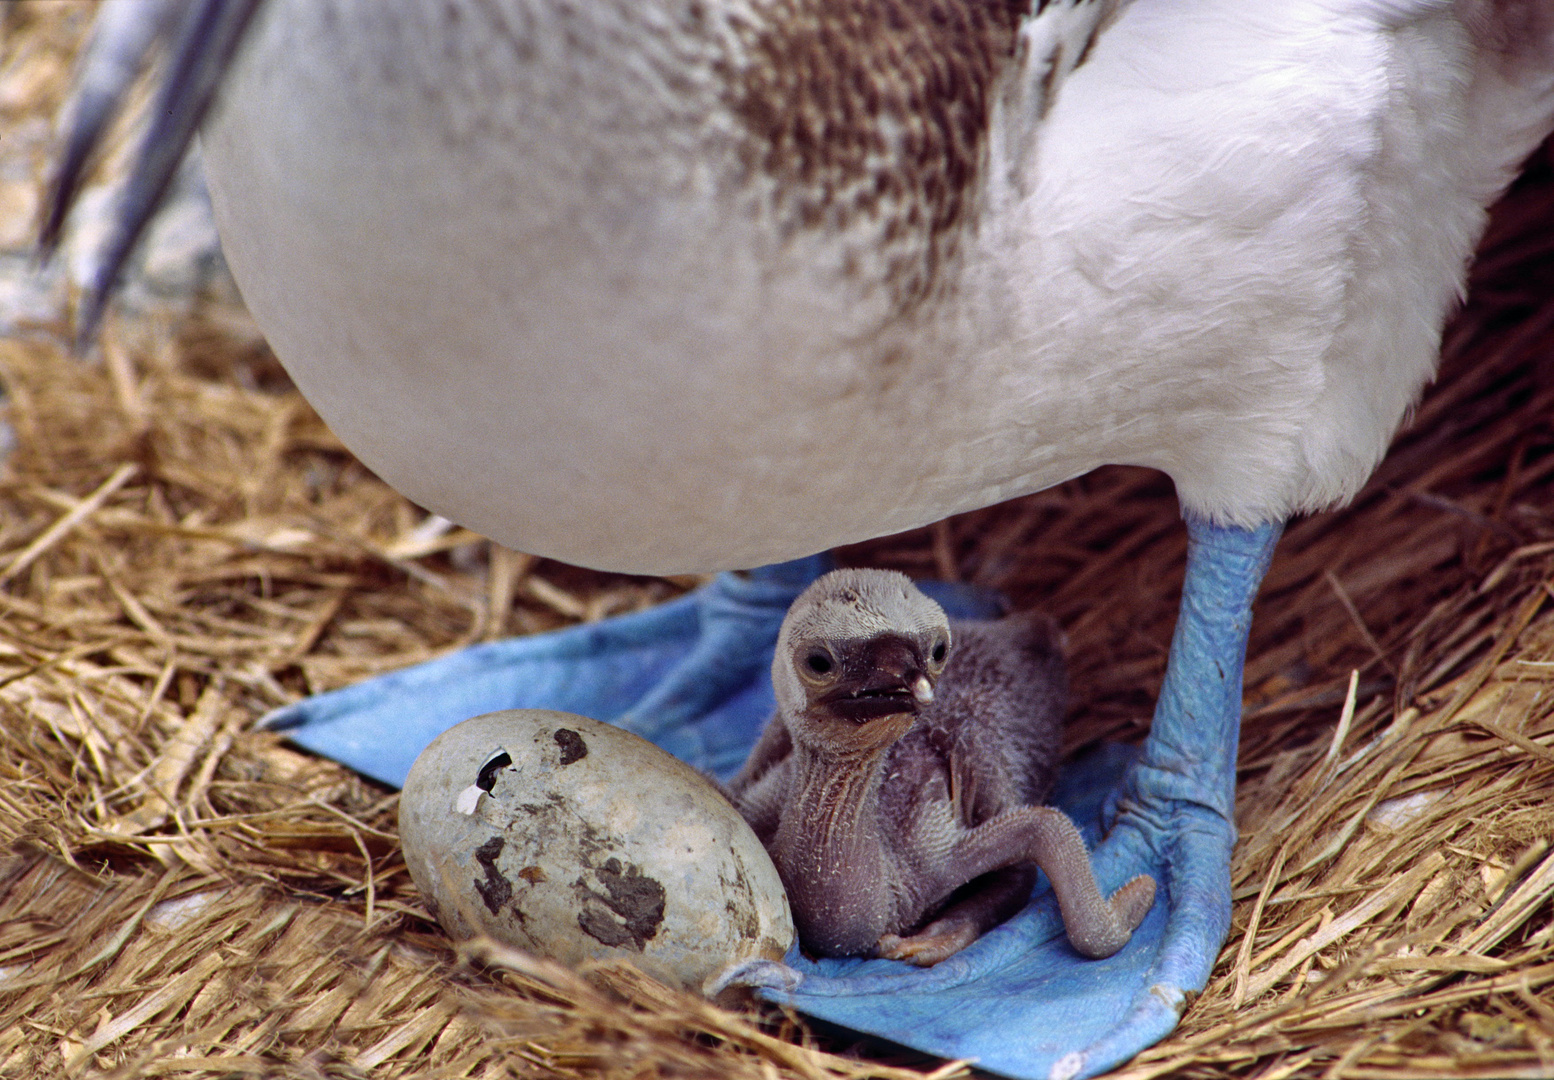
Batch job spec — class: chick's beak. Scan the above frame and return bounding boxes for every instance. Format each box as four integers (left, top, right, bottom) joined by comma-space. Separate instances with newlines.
815, 634, 937, 723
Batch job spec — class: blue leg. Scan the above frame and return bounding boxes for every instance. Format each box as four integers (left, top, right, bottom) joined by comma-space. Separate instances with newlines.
1089, 514, 1285, 1055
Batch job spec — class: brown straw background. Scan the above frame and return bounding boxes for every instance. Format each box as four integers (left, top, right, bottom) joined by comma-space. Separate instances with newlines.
2, 4, 1552, 1077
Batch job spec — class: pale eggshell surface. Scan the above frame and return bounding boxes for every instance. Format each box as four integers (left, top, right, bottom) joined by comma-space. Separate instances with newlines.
398, 709, 794, 994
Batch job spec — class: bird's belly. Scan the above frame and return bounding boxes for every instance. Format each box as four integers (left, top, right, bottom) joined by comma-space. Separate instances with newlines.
200, 0, 1101, 573
200, 129, 1066, 572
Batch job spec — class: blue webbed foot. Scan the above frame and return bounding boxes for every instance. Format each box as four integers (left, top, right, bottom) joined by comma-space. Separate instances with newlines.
261, 553, 1006, 786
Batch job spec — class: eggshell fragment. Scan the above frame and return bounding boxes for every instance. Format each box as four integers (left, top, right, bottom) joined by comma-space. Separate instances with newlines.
398, 709, 794, 995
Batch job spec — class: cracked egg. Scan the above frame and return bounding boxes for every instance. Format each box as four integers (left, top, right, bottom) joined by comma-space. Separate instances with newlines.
398, 709, 794, 995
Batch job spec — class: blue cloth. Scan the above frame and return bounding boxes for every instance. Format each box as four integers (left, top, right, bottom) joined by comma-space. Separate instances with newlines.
264, 519, 1281, 1080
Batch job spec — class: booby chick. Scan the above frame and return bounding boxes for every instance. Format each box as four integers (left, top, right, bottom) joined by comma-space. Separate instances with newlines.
729, 569, 1154, 965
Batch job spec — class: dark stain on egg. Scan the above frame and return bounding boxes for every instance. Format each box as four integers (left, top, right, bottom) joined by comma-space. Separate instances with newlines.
553, 728, 588, 765
473, 835, 513, 914
723, 849, 761, 939
575, 857, 667, 950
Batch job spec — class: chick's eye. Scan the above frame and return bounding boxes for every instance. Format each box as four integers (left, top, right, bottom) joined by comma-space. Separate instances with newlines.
804, 651, 834, 676
931, 641, 947, 664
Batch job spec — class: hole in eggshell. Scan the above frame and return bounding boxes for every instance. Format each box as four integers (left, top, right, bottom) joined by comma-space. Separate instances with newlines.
476, 750, 513, 792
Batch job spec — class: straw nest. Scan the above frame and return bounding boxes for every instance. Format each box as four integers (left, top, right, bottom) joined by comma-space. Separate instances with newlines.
2, 4, 1552, 1077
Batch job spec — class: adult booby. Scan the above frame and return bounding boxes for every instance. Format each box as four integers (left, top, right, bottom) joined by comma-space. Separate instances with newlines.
43, 2, 1554, 1077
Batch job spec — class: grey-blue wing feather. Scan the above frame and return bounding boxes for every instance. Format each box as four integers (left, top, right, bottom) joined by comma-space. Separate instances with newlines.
42, 0, 263, 344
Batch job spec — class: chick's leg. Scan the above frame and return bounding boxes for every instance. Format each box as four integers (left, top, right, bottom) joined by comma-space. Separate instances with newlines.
877, 865, 1036, 965
903, 805, 1155, 960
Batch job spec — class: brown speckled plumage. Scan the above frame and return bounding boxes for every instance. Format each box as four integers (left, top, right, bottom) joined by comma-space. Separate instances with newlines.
729, 568, 1154, 965
719, 0, 1026, 312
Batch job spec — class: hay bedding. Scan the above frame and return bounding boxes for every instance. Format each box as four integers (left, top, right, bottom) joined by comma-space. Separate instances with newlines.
0, 3, 1552, 1077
